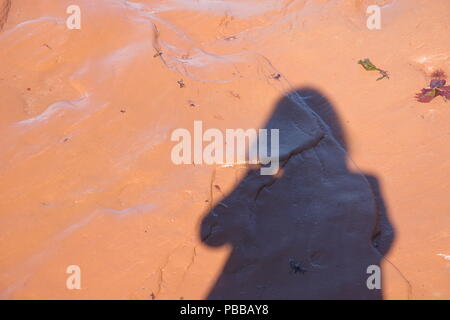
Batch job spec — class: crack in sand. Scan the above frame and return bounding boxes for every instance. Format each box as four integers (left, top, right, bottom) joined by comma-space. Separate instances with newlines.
0, 0, 10, 31
153, 245, 199, 299
181, 247, 197, 284
382, 256, 413, 299
154, 250, 174, 299
209, 167, 217, 211
201, 222, 216, 243
254, 134, 325, 201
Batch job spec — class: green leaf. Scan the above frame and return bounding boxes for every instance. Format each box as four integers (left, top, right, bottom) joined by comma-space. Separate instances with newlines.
425, 88, 438, 97
358, 58, 378, 71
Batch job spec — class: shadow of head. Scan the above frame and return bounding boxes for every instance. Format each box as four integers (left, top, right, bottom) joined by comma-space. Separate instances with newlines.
199, 87, 394, 299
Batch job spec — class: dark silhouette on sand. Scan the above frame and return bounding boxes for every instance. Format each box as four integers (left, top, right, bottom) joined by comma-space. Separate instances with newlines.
200, 88, 394, 299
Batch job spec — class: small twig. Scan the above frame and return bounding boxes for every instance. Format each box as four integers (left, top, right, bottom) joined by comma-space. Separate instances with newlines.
376, 69, 389, 81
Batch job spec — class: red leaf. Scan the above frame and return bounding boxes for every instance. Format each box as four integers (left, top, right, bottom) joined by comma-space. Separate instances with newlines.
437, 86, 450, 99
430, 79, 446, 88
416, 88, 437, 103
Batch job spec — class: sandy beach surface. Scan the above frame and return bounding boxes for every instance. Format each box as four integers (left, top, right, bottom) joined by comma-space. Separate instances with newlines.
0, 0, 449, 299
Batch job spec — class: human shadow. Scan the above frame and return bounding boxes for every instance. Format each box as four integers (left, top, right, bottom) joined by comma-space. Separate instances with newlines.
200, 88, 394, 299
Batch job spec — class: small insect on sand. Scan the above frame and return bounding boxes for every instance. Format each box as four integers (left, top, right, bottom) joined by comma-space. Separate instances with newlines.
177, 79, 185, 88
153, 51, 163, 58
187, 100, 198, 107
229, 91, 241, 99
289, 258, 307, 274
271, 73, 282, 80
224, 35, 237, 41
